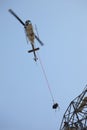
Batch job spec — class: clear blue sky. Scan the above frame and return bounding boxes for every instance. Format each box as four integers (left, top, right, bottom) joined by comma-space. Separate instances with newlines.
0, 0, 87, 130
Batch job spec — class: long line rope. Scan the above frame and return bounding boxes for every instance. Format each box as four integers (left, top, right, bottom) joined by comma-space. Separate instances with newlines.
37, 52, 55, 103
35, 25, 55, 104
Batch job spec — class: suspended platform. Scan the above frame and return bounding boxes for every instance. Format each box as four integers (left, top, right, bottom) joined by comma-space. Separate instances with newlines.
59, 86, 87, 130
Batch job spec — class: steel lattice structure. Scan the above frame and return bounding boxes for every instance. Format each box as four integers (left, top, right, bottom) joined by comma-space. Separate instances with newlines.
60, 86, 87, 130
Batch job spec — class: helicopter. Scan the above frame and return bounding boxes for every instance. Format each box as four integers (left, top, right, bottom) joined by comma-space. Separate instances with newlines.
8, 9, 44, 61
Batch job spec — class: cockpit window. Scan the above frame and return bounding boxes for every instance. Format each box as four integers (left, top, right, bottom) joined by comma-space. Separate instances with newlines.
25, 20, 31, 25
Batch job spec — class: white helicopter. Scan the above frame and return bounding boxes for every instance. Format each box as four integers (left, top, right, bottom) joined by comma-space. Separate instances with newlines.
8, 9, 44, 61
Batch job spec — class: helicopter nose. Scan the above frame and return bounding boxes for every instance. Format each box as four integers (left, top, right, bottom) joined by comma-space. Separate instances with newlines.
25, 20, 31, 23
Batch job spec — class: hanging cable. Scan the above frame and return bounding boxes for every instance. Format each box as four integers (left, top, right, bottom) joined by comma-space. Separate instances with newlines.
37, 53, 59, 109
35, 25, 59, 109
37, 53, 55, 103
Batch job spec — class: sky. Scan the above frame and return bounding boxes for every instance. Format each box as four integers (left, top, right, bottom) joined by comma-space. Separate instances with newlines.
0, 0, 87, 130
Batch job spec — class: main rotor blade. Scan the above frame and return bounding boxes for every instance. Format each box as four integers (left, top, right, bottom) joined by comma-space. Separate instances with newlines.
35, 35, 44, 46
8, 9, 25, 26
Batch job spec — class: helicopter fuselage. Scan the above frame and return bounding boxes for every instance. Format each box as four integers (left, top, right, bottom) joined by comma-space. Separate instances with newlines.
8, 9, 43, 61
25, 21, 39, 61
25, 23, 35, 45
